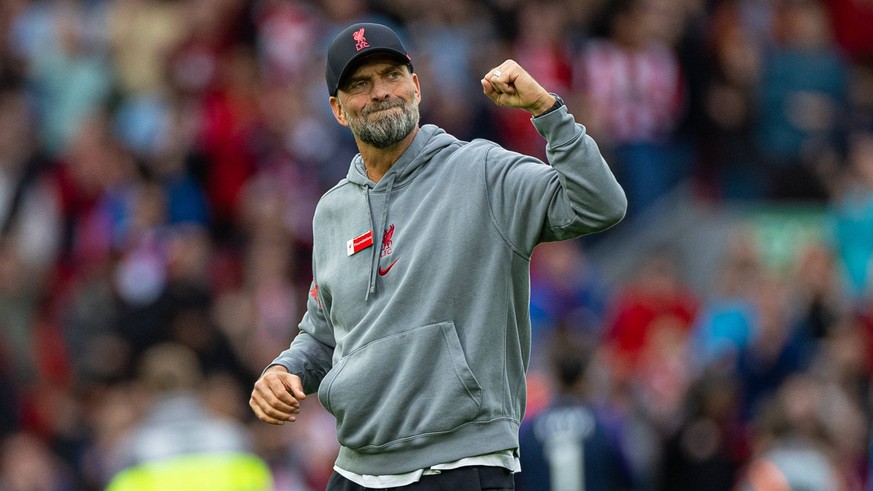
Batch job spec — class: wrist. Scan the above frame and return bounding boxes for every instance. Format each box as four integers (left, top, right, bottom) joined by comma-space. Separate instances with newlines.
532, 92, 564, 117
263, 364, 289, 376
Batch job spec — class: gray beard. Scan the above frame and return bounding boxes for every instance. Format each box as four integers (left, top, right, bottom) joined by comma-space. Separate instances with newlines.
345, 98, 419, 149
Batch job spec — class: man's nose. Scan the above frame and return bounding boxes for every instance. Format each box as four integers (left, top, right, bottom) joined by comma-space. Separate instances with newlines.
370, 78, 392, 99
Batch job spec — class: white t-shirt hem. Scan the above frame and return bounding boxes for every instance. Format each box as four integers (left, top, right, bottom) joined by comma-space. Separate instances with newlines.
334, 449, 521, 488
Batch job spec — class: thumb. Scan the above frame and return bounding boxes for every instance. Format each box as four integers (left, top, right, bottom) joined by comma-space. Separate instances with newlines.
284, 374, 307, 401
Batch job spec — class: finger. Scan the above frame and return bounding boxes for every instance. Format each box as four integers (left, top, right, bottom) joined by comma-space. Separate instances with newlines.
488, 73, 517, 96
286, 376, 307, 401
483, 65, 502, 80
251, 391, 299, 423
250, 388, 296, 420
481, 77, 496, 96
249, 395, 294, 425
482, 67, 505, 92
264, 377, 299, 409
251, 379, 298, 420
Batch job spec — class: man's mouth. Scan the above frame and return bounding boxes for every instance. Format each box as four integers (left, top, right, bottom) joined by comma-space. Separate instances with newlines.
364, 101, 404, 116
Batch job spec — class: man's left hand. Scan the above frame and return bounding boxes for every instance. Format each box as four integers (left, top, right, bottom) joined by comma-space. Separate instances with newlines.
481, 60, 556, 117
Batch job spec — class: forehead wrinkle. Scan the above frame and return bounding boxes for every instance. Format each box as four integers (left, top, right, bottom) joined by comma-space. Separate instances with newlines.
344, 55, 408, 82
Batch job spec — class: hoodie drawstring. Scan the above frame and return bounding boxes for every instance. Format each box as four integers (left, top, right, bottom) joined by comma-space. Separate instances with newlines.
365, 173, 396, 301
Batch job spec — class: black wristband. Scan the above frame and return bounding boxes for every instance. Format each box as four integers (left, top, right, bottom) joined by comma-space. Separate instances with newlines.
536, 92, 565, 117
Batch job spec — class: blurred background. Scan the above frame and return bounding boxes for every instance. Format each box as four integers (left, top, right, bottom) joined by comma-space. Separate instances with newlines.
0, 0, 871, 489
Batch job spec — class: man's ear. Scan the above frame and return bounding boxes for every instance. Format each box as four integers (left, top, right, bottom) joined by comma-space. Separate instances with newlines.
412, 73, 422, 103
329, 96, 349, 127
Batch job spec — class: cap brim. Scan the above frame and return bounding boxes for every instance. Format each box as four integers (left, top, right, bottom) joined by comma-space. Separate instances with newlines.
332, 49, 412, 96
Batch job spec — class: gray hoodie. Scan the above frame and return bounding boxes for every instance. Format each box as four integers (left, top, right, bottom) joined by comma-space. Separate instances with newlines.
270, 105, 626, 475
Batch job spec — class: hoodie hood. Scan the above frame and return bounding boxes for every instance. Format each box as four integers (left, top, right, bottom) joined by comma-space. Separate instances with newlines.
345, 124, 459, 300
345, 124, 458, 188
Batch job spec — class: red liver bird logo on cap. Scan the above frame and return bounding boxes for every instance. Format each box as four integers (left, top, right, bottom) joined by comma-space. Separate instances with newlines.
353, 28, 369, 51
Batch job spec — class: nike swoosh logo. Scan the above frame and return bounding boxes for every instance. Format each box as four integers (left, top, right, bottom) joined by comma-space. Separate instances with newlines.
378, 258, 399, 276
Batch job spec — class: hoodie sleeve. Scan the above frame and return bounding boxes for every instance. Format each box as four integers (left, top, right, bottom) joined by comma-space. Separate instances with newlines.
484, 105, 626, 254
268, 279, 335, 395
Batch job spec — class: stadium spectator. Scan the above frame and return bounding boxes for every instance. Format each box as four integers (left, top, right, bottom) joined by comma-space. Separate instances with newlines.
657, 372, 747, 491
828, 130, 873, 306
754, 0, 850, 201
573, 0, 688, 217
103, 342, 271, 491
517, 329, 631, 491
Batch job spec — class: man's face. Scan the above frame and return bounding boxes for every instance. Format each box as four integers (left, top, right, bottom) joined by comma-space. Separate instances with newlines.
331, 56, 421, 149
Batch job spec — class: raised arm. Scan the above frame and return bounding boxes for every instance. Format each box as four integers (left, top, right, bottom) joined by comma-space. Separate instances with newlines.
480, 60, 627, 250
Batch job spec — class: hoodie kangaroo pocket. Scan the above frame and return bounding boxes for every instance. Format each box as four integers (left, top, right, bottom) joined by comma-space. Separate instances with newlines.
318, 321, 482, 452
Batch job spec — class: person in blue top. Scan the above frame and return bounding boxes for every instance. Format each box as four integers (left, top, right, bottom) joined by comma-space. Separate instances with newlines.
516, 330, 630, 491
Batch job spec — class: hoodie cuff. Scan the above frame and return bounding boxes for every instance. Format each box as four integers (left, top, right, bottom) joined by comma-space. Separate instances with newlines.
532, 104, 577, 148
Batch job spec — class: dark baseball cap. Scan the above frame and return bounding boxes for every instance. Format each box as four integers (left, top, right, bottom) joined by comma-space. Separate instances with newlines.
326, 23, 413, 96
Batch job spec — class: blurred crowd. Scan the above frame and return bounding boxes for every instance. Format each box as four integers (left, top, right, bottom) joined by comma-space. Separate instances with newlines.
0, 0, 872, 489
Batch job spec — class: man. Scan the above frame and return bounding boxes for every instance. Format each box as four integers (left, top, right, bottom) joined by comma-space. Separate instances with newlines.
107, 343, 272, 490
516, 332, 630, 491
249, 22, 626, 490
